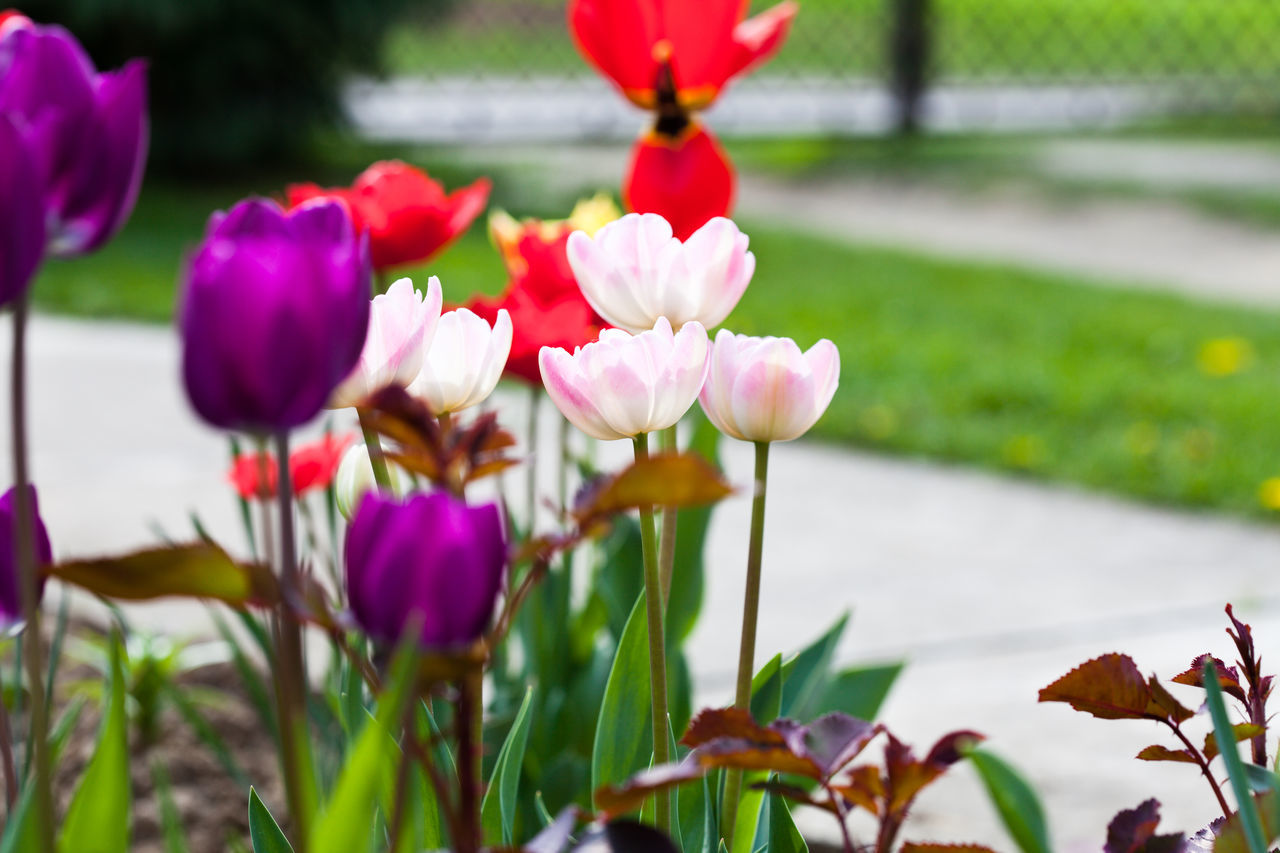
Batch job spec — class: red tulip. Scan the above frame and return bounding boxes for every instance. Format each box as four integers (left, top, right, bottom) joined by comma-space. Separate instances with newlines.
624, 120, 734, 240
228, 432, 355, 500
287, 161, 490, 272
569, 0, 796, 110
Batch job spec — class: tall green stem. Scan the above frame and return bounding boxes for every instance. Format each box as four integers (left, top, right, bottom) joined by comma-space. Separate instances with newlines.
9, 294, 51, 847
358, 409, 392, 492
721, 441, 771, 849
633, 432, 671, 835
657, 424, 678, 608
526, 387, 540, 532
456, 666, 483, 853
274, 432, 317, 850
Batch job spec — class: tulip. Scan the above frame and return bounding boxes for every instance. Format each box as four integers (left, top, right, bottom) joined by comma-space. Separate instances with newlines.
228, 432, 356, 500
410, 307, 512, 416
624, 121, 735, 241
566, 212, 753, 334
0, 10, 29, 38
333, 442, 404, 520
539, 316, 709, 441
470, 286, 604, 387
345, 491, 506, 648
0, 23, 147, 256
0, 485, 51, 629
569, 0, 797, 110
287, 161, 490, 272
0, 113, 42, 308
699, 330, 840, 443
330, 276, 442, 408
179, 198, 371, 433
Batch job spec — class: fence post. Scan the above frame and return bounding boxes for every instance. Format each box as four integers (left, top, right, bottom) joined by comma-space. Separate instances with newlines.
889, 0, 930, 134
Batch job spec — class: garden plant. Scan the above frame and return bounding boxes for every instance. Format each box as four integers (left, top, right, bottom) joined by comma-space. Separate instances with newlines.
1, 2, 1278, 853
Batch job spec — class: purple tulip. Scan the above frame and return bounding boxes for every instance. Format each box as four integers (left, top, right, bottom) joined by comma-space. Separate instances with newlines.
0, 486, 52, 630
0, 23, 148, 257
0, 113, 43, 307
180, 198, 371, 433
345, 491, 506, 648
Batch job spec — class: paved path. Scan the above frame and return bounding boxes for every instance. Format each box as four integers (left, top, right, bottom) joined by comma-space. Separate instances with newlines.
4, 314, 1280, 850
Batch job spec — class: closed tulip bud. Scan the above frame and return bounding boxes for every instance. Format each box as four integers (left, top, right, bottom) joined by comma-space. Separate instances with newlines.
344, 491, 506, 648
0, 22, 148, 256
180, 198, 371, 433
539, 316, 710, 441
0, 485, 51, 630
698, 329, 840, 443
567, 212, 753, 334
330, 276, 443, 409
410, 307, 512, 415
334, 442, 403, 521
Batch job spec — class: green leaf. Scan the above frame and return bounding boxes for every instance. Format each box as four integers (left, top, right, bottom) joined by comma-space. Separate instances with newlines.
0, 777, 36, 853
58, 633, 130, 853
780, 613, 849, 721
963, 746, 1050, 853
729, 771, 768, 853
750, 654, 785, 726
248, 788, 295, 853
766, 790, 808, 853
666, 409, 720, 646
311, 641, 418, 853
596, 520, 644, 642
1206, 660, 1269, 853
150, 761, 190, 853
1244, 763, 1280, 794
816, 662, 903, 721
481, 686, 535, 846
592, 593, 654, 808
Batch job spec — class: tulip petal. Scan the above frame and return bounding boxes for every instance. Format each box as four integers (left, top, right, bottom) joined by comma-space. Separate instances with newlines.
0, 115, 43, 307
728, 1, 798, 82
625, 122, 735, 242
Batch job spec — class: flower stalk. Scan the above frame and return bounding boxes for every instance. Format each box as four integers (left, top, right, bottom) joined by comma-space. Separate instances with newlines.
722, 439, 771, 847
358, 410, 393, 492
9, 293, 52, 847
658, 423, 679, 607
456, 665, 484, 853
633, 431, 672, 835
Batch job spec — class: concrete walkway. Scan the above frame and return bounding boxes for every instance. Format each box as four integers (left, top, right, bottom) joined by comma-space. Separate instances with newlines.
4, 314, 1280, 851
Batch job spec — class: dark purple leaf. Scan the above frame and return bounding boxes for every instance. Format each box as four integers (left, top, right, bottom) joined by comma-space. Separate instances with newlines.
772, 713, 880, 778
1105, 799, 1186, 853
902, 844, 999, 853
592, 759, 707, 817
571, 819, 679, 853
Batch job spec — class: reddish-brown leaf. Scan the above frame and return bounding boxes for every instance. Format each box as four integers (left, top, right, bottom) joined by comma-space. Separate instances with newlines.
1135, 745, 1197, 764
1146, 676, 1195, 724
1039, 654, 1162, 721
1172, 654, 1246, 703
833, 764, 883, 816
593, 759, 707, 817
574, 453, 733, 522
50, 543, 277, 607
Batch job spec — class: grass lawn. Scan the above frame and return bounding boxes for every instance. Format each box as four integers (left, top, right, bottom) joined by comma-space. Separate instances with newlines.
386, 0, 1280, 80
30, 174, 1280, 521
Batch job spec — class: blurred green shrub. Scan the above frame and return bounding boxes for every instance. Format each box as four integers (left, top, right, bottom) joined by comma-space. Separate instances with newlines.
20, 0, 438, 174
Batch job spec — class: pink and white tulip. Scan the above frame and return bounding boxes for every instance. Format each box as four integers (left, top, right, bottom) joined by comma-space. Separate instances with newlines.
539, 317, 710, 441
698, 330, 839, 443
330, 276, 442, 408
410, 307, 513, 415
566, 212, 754, 333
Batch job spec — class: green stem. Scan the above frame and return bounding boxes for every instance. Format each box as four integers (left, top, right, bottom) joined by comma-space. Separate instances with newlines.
633, 432, 671, 835
456, 666, 483, 853
657, 424, 678, 609
274, 432, 317, 850
722, 441, 771, 849
358, 409, 393, 492
557, 414, 573, 613
10, 294, 52, 847
526, 387, 540, 532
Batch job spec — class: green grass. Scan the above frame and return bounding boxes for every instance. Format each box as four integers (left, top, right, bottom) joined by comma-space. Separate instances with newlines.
385, 0, 1280, 80
31, 176, 1280, 521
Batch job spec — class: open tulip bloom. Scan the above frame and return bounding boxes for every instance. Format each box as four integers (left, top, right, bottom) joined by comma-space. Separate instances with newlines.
699, 330, 841, 444
329, 276, 443, 408
539, 316, 709, 441
566, 212, 753, 334
410, 306, 513, 416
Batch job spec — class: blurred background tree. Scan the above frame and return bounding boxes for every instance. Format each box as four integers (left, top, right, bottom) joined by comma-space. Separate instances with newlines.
18, 0, 450, 174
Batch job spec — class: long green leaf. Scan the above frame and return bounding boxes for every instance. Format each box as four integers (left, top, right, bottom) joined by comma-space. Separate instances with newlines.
481, 686, 535, 845
1207, 660, 1269, 853
248, 788, 295, 853
667, 409, 720, 646
779, 613, 849, 721
591, 593, 653, 805
0, 777, 35, 853
311, 643, 418, 853
58, 634, 130, 853
150, 761, 191, 853
766, 790, 808, 853
750, 654, 785, 725
815, 662, 903, 721
964, 746, 1051, 853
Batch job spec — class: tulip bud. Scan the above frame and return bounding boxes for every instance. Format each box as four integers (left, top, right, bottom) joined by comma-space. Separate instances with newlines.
410, 307, 512, 416
344, 491, 506, 648
330, 276, 443, 409
698, 329, 840, 443
334, 442, 403, 521
0, 485, 51, 631
539, 317, 710, 441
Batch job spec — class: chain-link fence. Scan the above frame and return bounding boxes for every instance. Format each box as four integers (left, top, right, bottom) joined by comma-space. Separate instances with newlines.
351, 0, 1280, 142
